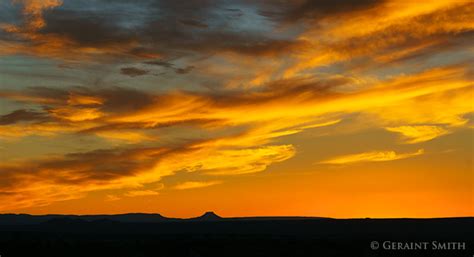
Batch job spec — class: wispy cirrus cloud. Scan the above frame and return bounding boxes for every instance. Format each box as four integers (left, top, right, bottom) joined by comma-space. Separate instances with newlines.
320, 149, 424, 165
124, 190, 160, 197
0, 139, 294, 210
0, 65, 470, 210
280, 1, 473, 77
174, 181, 222, 190
386, 125, 450, 144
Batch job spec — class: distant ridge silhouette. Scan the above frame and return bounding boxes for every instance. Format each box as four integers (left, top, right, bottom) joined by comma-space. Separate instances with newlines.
1, 213, 473, 226
0, 212, 331, 225
0, 213, 172, 225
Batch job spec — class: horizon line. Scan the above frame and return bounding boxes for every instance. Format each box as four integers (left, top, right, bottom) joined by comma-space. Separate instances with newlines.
1, 212, 473, 220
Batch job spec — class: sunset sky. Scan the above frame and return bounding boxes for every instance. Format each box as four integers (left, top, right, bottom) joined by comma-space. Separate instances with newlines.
0, 0, 472, 218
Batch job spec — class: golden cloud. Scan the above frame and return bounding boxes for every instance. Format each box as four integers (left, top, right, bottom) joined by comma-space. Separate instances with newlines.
320, 149, 424, 165
124, 190, 160, 197
282, 1, 473, 77
386, 126, 450, 144
174, 181, 222, 190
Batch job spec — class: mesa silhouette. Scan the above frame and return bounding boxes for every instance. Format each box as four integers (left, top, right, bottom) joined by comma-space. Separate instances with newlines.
0, 211, 324, 225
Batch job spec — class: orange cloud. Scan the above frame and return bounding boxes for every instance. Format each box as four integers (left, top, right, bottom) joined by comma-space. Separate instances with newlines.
8, 0, 63, 31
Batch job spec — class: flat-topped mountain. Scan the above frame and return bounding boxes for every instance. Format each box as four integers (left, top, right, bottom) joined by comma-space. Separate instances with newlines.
0, 213, 172, 225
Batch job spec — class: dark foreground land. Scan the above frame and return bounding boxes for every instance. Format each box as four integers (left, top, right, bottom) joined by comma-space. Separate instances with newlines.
0, 213, 472, 257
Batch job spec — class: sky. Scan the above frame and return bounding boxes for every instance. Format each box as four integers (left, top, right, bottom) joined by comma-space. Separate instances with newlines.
0, 0, 472, 218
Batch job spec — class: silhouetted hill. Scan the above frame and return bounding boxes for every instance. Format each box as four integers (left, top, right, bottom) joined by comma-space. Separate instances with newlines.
0, 214, 68, 225
190, 211, 222, 221
82, 213, 172, 223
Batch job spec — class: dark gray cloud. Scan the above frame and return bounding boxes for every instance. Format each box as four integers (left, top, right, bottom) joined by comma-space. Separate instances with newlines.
143, 60, 174, 68
3, 86, 156, 114
143, 60, 194, 75
1, 0, 301, 59
0, 109, 47, 125
0, 0, 326, 71
41, 9, 134, 47
175, 66, 194, 74
179, 19, 208, 28
258, 0, 385, 23
120, 67, 149, 77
